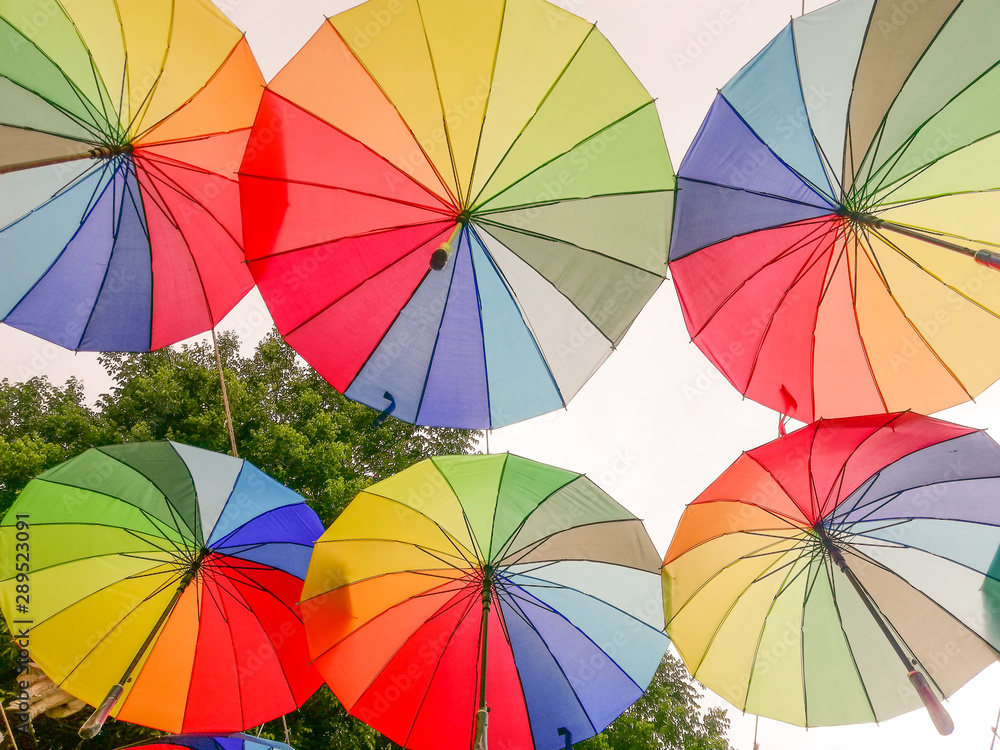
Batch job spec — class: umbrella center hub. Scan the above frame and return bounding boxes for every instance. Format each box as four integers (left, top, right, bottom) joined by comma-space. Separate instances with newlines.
457, 209, 472, 226
837, 207, 882, 229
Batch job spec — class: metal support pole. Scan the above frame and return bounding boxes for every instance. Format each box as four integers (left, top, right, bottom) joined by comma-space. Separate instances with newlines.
816, 527, 954, 735
0, 145, 132, 174
473, 567, 493, 750
845, 210, 1000, 270
79, 548, 207, 738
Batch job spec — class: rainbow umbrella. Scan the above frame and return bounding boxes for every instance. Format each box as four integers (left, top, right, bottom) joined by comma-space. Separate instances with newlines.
663, 412, 1000, 735
0, 0, 263, 351
670, 0, 1000, 423
116, 733, 295, 750
0, 442, 323, 737
239, 0, 674, 429
301, 454, 668, 750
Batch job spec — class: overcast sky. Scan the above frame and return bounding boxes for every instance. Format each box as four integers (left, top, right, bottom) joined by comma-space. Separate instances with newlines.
4, 0, 1000, 748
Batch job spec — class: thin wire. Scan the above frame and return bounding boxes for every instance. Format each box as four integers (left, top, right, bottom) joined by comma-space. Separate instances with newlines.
990, 700, 1000, 750
753, 715, 760, 750
0, 696, 19, 750
211, 328, 239, 457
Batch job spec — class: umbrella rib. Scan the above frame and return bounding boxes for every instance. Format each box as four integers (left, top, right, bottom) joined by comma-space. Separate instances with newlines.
498, 580, 628, 735
134, 154, 239, 339
54, 1, 124, 132
471, 101, 662, 212
497, 517, 659, 571
472, 219, 615, 392
679, 215, 833, 340
739, 226, 843, 407
396, 588, 483, 749
466, 23, 597, 211
26, 477, 198, 553
98, 443, 201, 542
132, 35, 247, 144
245, 217, 453, 266
338, 489, 480, 565
238, 172, 457, 220
474, 186, 675, 217
868, 221, 1000, 317
459, 223, 567, 418
504, 569, 668, 641
833, 548, 970, 703
863, 227, 981, 400
475, 215, 667, 277
489, 468, 578, 563
320, 24, 460, 207
413, 0, 467, 207
668, 533, 809, 636
411, 224, 494, 426
302, 574, 474, 667
210, 562, 301, 714
848, 2, 967, 200
809, 221, 887, 420
461, 0, 506, 208
275, 221, 454, 340
121, 0, 174, 139
817, 552, 880, 722
0, 37, 109, 140
47, 565, 185, 686
841, 223, 892, 416
742, 552, 816, 715
0, 159, 112, 317
859, 59, 1000, 203
72, 159, 154, 350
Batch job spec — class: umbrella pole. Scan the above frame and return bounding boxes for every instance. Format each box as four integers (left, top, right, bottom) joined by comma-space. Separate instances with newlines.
473, 567, 493, 750
817, 529, 954, 735
79, 549, 207, 738
848, 212, 1000, 270
211, 328, 239, 458
0, 145, 132, 174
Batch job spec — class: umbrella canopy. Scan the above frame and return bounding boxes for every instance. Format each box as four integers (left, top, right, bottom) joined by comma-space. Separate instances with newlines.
116, 733, 295, 750
301, 453, 668, 750
669, 0, 1000, 423
239, 0, 674, 429
0, 442, 323, 735
0, 0, 263, 351
663, 412, 1000, 732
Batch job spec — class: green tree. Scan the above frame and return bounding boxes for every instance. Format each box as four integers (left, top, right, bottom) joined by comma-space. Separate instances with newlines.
576, 653, 732, 750
0, 331, 475, 749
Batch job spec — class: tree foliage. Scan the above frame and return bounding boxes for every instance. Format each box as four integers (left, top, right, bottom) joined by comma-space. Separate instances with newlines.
576, 653, 732, 750
0, 332, 474, 749
0, 332, 731, 750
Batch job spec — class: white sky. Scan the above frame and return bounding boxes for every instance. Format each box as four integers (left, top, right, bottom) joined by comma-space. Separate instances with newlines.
4, 0, 1000, 748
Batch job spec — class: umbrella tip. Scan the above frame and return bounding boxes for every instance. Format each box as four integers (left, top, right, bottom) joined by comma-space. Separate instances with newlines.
430, 246, 451, 271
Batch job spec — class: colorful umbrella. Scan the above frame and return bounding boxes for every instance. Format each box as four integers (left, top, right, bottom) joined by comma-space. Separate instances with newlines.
301, 453, 668, 750
239, 0, 674, 429
0, 0, 263, 351
116, 733, 295, 750
669, 0, 1000, 423
663, 412, 1000, 734
0, 442, 324, 737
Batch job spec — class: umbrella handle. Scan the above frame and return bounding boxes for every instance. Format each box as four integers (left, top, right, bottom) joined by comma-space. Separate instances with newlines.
78, 683, 123, 739
558, 727, 572, 750
908, 671, 954, 736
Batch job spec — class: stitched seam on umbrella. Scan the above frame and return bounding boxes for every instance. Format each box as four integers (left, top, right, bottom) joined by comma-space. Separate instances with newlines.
472, 101, 662, 213
321, 22, 459, 207
466, 23, 596, 211
238, 89, 456, 213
